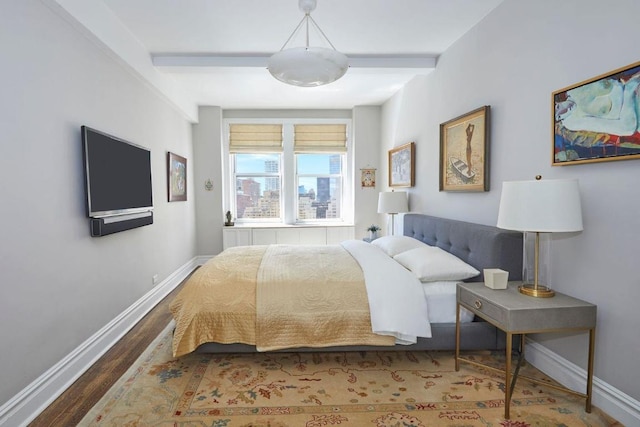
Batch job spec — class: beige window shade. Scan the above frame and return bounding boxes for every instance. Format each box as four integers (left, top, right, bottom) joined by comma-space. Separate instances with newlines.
229, 124, 283, 153
294, 124, 347, 153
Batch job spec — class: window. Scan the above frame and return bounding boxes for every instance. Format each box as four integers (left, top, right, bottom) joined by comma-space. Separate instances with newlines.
226, 120, 351, 225
297, 154, 343, 220
234, 153, 281, 220
294, 124, 347, 222
229, 124, 283, 221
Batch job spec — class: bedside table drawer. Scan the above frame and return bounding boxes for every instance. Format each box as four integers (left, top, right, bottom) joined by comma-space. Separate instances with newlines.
458, 288, 505, 325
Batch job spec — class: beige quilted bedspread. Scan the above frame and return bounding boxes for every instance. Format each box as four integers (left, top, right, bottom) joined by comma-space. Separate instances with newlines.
256, 245, 395, 351
170, 246, 265, 357
169, 244, 394, 357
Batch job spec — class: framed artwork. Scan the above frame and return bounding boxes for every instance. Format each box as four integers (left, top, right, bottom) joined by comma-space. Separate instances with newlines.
388, 142, 415, 187
360, 168, 376, 188
439, 106, 490, 192
553, 60, 640, 166
167, 152, 187, 202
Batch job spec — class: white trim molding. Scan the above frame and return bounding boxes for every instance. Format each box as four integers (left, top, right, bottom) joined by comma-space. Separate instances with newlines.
526, 338, 640, 426
0, 257, 200, 427
195, 255, 214, 266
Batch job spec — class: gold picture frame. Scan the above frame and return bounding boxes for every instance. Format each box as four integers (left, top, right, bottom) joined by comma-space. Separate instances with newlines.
167, 152, 187, 202
552, 60, 640, 165
388, 142, 415, 187
439, 106, 490, 192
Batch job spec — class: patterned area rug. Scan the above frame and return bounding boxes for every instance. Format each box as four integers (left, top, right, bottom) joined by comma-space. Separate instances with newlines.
79, 322, 618, 426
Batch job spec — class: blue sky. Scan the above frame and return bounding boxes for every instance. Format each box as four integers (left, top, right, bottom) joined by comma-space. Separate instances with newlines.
236, 153, 340, 194
236, 153, 336, 174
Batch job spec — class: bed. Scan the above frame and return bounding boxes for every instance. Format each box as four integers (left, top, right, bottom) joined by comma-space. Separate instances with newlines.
169, 214, 523, 356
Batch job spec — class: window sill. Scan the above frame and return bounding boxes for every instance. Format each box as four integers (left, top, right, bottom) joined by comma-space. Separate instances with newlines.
231, 222, 354, 228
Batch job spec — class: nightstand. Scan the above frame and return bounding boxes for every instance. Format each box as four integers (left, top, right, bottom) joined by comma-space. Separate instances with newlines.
455, 281, 596, 419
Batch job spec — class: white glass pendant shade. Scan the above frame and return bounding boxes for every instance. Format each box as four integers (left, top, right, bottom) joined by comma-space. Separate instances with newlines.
268, 46, 348, 87
268, 0, 348, 87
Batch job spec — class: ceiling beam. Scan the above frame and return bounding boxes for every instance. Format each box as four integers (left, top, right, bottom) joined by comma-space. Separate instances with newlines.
152, 54, 437, 71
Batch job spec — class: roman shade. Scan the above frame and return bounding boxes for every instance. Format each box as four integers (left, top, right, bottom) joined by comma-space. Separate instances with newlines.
294, 124, 347, 153
229, 124, 283, 153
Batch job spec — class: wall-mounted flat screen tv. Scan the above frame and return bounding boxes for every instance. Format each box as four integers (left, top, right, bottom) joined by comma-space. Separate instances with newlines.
82, 126, 153, 218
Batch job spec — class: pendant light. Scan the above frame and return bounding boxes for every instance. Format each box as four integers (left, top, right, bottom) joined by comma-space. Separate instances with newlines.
268, 0, 348, 87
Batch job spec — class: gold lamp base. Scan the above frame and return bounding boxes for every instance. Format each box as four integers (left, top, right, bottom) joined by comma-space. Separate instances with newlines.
518, 284, 555, 298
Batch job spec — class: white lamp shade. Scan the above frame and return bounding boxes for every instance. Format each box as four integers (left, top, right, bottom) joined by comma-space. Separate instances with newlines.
377, 191, 408, 214
497, 178, 583, 232
268, 47, 349, 87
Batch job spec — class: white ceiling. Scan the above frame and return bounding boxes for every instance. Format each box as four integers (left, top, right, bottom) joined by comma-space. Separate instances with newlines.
54, 0, 504, 117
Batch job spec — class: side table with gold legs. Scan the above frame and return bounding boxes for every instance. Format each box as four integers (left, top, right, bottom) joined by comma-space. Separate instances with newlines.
455, 282, 596, 420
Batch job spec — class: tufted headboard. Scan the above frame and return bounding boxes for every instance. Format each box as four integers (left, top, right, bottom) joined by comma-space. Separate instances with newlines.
403, 214, 523, 282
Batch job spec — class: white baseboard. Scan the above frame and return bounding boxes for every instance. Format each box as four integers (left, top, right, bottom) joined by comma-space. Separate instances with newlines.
195, 255, 214, 265
0, 257, 199, 427
526, 338, 640, 426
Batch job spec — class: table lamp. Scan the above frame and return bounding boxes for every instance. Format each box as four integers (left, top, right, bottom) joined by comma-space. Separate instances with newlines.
377, 191, 408, 236
497, 176, 583, 297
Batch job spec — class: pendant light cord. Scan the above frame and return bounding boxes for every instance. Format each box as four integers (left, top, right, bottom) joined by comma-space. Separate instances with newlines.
277, 12, 338, 52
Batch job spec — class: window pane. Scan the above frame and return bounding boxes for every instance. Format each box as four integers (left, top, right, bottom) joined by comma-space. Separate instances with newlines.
234, 153, 281, 220
298, 177, 341, 220
235, 176, 280, 219
236, 153, 280, 174
297, 154, 341, 175
297, 154, 343, 220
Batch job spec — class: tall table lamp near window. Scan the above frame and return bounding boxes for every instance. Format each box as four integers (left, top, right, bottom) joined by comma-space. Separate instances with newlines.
497, 176, 583, 297
377, 191, 408, 236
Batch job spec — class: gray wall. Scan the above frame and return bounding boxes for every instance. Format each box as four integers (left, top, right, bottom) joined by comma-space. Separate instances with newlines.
353, 106, 384, 236
380, 0, 640, 400
0, 1, 196, 405
193, 106, 224, 256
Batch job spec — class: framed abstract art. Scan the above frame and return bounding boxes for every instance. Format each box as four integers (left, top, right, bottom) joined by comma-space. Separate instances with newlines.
167, 152, 187, 202
553, 60, 640, 165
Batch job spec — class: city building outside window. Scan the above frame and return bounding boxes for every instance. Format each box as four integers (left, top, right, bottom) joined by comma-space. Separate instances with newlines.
234, 153, 282, 220
296, 153, 343, 221
226, 120, 351, 225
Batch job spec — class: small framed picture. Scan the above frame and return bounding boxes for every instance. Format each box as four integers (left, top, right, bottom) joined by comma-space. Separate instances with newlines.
167, 152, 187, 202
388, 142, 415, 187
360, 168, 376, 188
439, 106, 490, 192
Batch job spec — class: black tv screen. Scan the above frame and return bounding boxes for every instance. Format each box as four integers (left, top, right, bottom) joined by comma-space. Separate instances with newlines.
82, 126, 153, 218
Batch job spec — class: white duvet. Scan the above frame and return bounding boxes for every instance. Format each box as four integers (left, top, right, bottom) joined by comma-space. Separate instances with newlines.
341, 240, 432, 344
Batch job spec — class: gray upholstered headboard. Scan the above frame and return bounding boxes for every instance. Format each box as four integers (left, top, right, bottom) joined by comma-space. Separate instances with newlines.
403, 214, 523, 282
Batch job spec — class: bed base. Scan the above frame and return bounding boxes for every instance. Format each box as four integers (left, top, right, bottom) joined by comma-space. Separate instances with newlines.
195, 322, 516, 353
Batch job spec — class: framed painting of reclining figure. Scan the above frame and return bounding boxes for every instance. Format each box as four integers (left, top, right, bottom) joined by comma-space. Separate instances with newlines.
553, 60, 640, 165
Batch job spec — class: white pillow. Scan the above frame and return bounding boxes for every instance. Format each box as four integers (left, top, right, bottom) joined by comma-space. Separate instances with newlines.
370, 235, 429, 257
393, 246, 480, 281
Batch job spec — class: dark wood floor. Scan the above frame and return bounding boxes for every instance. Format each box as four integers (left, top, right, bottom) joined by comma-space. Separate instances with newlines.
29, 279, 188, 426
